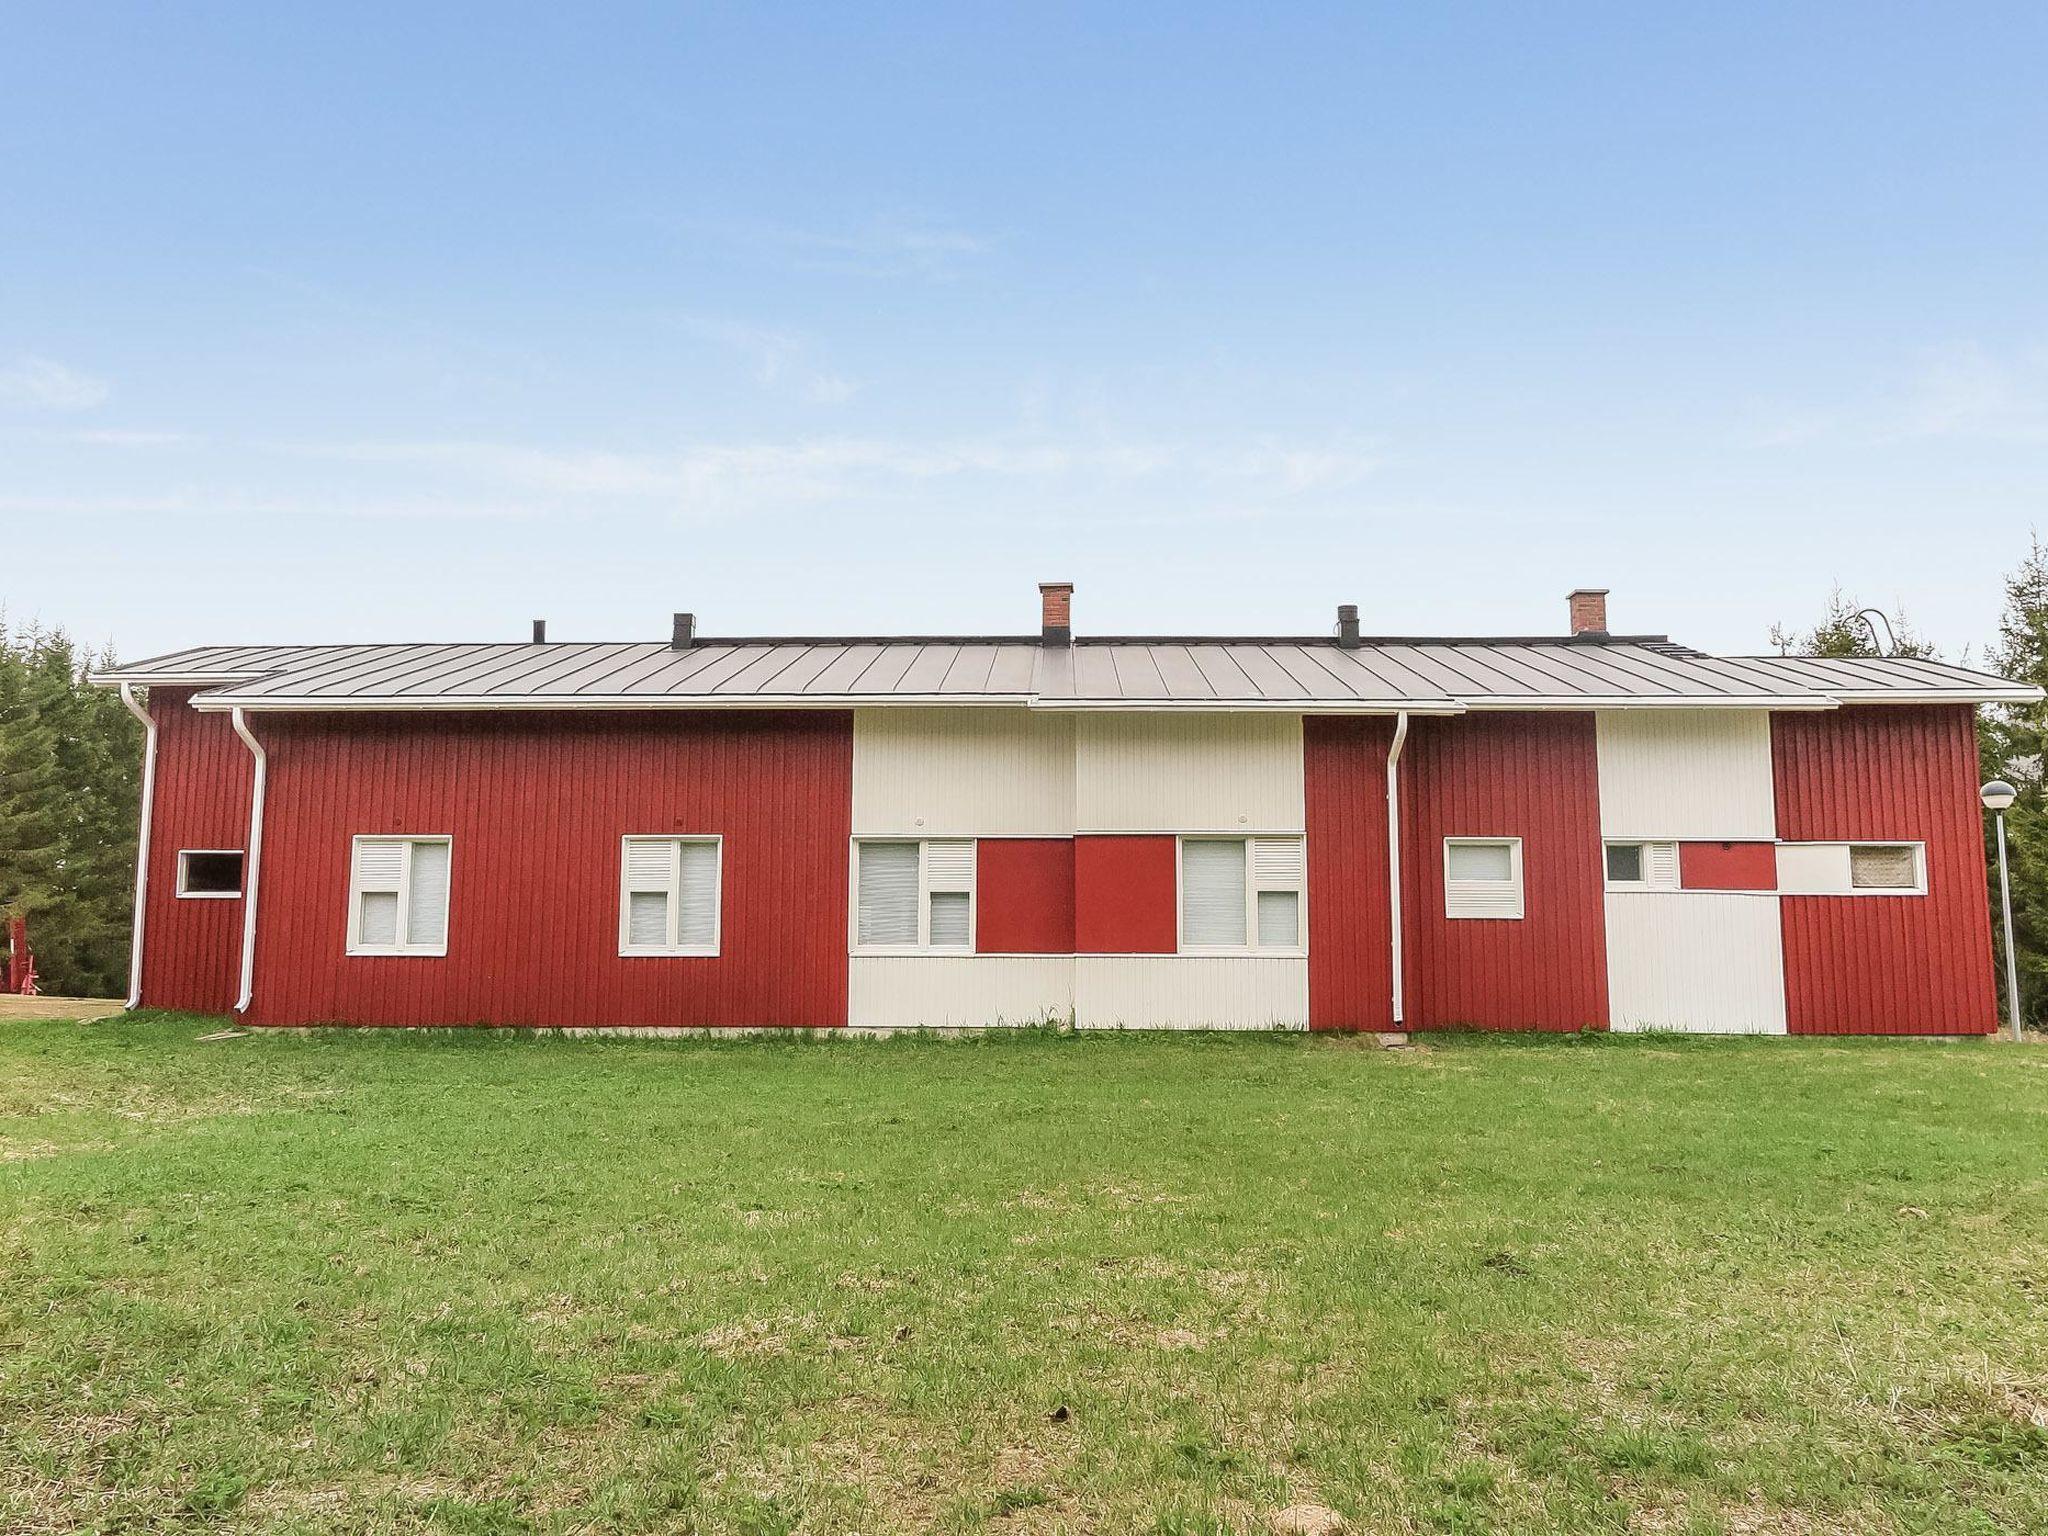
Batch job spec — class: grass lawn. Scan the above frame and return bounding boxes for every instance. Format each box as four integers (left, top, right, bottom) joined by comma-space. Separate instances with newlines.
3, 1018, 2046, 1535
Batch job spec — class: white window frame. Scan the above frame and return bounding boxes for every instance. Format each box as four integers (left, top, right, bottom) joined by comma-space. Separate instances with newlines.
345, 834, 453, 957
1444, 836, 1524, 920
617, 835, 723, 957
1847, 840, 1928, 896
1175, 834, 1308, 956
849, 837, 977, 954
175, 848, 245, 899
1603, 839, 1679, 892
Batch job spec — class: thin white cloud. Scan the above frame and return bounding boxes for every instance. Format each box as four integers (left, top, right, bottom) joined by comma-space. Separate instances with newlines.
0, 356, 110, 410
666, 316, 857, 403
66, 428, 197, 447
1754, 340, 2048, 448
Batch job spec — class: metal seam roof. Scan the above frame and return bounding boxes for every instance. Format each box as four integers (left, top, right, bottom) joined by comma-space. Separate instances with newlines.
90, 637, 2042, 709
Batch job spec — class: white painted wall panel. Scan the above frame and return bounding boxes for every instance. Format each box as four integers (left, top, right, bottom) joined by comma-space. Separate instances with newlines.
1076, 713, 1303, 833
1596, 710, 1777, 839
1605, 892, 1787, 1034
848, 957, 1073, 1028
853, 709, 1074, 836
1776, 842, 1852, 895
1074, 957, 1308, 1030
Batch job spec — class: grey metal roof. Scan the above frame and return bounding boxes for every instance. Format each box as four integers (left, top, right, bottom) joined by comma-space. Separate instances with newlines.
91, 636, 2041, 711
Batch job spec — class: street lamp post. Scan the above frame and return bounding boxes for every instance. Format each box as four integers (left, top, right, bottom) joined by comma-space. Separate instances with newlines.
1982, 780, 2022, 1042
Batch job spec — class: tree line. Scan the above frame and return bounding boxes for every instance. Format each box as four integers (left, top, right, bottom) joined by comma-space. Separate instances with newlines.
7, 555, 2048, 1017
0, 624, 141, 998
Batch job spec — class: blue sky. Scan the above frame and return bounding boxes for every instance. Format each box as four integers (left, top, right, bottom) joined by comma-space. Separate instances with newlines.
5, 2, 2047, 661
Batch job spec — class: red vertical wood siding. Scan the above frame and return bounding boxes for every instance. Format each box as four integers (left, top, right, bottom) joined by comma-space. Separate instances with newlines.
1073, 835, 1178, 953
1678, 841, 1778, 890
1304, 716, 1396, 1030
138, 688, 253, 1013
1399, 713, 1609, 1031
1772, 706, 1996, 1035
240, 710, 851, 1027
976, 838, 1076, 954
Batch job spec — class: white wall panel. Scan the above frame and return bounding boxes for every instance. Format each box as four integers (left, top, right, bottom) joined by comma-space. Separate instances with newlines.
1074, 957, 1308, 1030
1596, 710, 1777, 839
1076, 713, 1303, 833
1776, 843, 1852, 895
853, 709, 1074, 835
848, 957, 1073, 1028
1605, 892, 1787, 1034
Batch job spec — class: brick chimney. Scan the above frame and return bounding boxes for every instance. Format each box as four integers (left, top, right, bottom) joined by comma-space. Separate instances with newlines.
1039, 582, 1073, 646
1568, 588, 1609, 637
1336, 603, 1361, 649
671, 612, 696, 649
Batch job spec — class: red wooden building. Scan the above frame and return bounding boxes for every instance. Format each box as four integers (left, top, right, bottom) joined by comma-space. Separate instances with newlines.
95, 586, 2036, 1034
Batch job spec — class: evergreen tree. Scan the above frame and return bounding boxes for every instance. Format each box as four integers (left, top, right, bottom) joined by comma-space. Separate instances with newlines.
1768, 587, 1938, 659
0, 621, 140, 997
1980, 537, 2048, 1028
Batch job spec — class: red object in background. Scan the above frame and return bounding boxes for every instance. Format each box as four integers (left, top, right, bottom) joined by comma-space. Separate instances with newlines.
976, 838, 1076, 953
1073, 835, 1178, 953
6, 914, 29, 993
1774, 705, 1997, 1035
1678, 841, 1778, 891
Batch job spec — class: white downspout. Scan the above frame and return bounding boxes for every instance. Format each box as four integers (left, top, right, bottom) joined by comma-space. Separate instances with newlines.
118, 683, 157, 1010
229, 707, 267, 1015
1386, 710, 1410, 1027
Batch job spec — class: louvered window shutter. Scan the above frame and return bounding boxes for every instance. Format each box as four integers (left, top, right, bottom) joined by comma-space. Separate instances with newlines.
354, 839, 405, 947
623, 838, 676, 948
676, 841, 719, 947
923, 839, 975, 949
1644, 841, 1679, 890
1250, 837, 1304, 948
1182, 839, 1247, 947
858, 842, 919, 945
1445, 840, 1523, 919
404, 840, 450, 947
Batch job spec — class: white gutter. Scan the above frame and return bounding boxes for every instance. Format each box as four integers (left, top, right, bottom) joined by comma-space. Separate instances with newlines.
228, 707, 267, 1015
117, 683, 157, 1010
1387, 709, 1409, 1027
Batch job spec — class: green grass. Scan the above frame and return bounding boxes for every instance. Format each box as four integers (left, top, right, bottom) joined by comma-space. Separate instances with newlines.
3, 1016, 2047, 1535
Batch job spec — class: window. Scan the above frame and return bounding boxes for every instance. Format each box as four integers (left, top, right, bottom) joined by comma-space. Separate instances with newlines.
348, 836, 451, 956
1444, 837, 1523, 919
619, 836, 721, 955
1604, 840, 1678, 889
1179, 836, 1305, 952
854, 838, 975, 951
1850, 843, 1921, 891
176, 850, 244, 897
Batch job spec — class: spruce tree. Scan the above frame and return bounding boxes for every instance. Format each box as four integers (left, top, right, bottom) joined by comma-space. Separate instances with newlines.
1980, 537, 2048, 1028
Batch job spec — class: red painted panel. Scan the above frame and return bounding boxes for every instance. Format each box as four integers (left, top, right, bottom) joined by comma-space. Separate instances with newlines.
1073, 835, 1177, 954
1773, 706, 1996, 1035
1399, 713, 1608, 1031
1679, 841, 1778, 891
1304, 716, 1395, 1030
976, 838, 1075, 954
139, 688, 252, 1013
238, 710, 851, 1027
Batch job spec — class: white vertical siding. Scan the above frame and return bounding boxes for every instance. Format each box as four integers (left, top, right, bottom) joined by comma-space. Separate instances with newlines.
1074, 957, 1308, 1030
848, 957, 1073, 1028
1596, 710, 1777, 839
1596, 708, 1787, 1033
1076, 713, 1303, 833
853, 708, 1074, 835
1604, 892, 1788, 1034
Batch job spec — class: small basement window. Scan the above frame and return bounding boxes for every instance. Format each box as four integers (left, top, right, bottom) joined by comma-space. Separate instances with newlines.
1444, 837, 1524, 919
177, 850, 244, 897
1850, 843, 1921, 891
